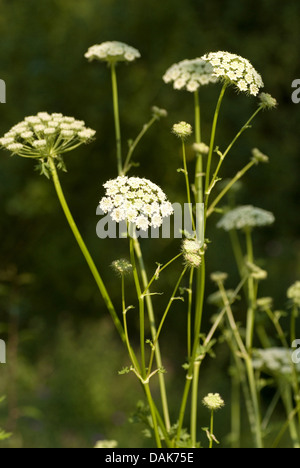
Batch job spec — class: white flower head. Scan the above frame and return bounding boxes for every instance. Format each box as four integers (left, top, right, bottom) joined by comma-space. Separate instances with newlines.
0, 112, 96, 166
99, 176, 173, 231
85, 41, 141, 64
202, 393, 225, 411
201, 51, 264, 96
163, 58, 218, 92
253, 348, 300, 377
287, 281, 300, 307
217, 205, 275, 231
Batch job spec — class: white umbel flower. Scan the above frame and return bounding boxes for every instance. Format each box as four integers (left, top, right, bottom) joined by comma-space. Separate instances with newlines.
201, 51, 264, 96
163, 58, 218, 92
100, 176, 173, 231
85, 41, 141, 64
0, 112, 96, 160
217, 205, 275, 231
252, 348, 300, 376
287, 281, 300, 307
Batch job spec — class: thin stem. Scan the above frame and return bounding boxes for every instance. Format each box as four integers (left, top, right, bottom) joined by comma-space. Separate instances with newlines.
245, 228, 256, 351
222, 106, 263, 160
123, 116, 158, 175
181, 138, 196, 232
133, 238, 171, 431
48, 158, 125, 342
143, 253, 183, 296
122, 277, 141, 375
191, 360, 200, 447
204, 82, 228, 197
110, 62, 122, 175
143, 382, 162, 448
194, 90, 203, 205
209, 411, 214, 449
187, 268, 194, 359
207, 160, 255, 217
130, 236, 146, 377
147, 267, 187, 377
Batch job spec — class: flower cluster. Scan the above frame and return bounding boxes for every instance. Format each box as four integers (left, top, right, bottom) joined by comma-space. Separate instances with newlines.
0, 112, 96, 159
111, 259, 133, 277
201, 51, 264, 96
99, 176, 174, 231
217, 205, 275, 231
287, 281, 300, 307
202, 393, 225, 411
182, 239, 203, 269
85, 41, 141, 64
259, 92, 278, 109
252, 348, 300, 376
172, 121, 193, 139
163, 58, 218, 92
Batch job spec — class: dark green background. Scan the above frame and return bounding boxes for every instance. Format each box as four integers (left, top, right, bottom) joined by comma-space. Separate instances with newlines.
0, 0, 299, 448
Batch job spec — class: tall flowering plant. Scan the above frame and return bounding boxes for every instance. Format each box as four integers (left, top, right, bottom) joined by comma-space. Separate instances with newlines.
2, 43, 299, 449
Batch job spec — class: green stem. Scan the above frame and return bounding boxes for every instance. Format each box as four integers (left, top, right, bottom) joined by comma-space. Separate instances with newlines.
143, 382, 162, 448
110, 62, 122, 175
48, 158, 125, 343
191, 360, 200, 447
122, 277, 141, 375
280, 381, 300, 448
182, 138, 196, 232
245, 228, 256, 351
204, 82, 228, 197
207, 160, 255, 217
209, 410, 214, 449
147, 267, 187, 377
123, 116, 157, 175
130, 236, 146, 377
194, 90, 203, 205
222, 106, 263, 160
187, 268, 194, 359
133, 238, 171, 431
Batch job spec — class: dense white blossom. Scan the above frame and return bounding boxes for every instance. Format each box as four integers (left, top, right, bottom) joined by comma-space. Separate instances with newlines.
201, 51, 264, 96
172, 121, 193, 139
0, 112, 96, 159
287, 281, 300, 307
253, 348, 300, 376
202, 393, 225, 411
217, 205, 275, 231
99, 176, 173, 231
163, 58, 218, 92
85, 41, 141, 64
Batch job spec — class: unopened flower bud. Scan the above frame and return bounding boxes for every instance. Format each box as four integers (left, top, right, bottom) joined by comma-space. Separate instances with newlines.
251, 148, 269, 164
172, 121, 193, 139
111, 259, 133, 276
202, 393, 225, 411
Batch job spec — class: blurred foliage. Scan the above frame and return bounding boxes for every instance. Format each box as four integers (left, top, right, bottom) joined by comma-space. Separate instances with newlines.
0, 0, 300, 447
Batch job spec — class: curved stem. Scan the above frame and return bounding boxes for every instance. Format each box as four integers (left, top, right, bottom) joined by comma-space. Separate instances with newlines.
123, 116, 158, 175
207, 160, 255, 217
48, 158, 125, 343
